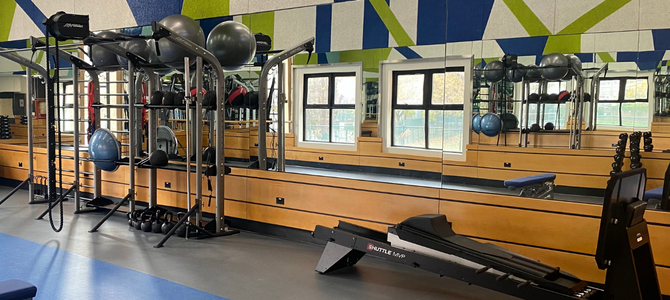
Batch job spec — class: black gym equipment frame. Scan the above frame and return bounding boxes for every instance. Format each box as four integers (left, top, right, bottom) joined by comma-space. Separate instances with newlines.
313, 219, 600, 300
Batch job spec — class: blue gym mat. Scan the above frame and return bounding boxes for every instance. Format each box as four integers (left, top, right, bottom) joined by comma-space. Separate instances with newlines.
0, 233, 228, 300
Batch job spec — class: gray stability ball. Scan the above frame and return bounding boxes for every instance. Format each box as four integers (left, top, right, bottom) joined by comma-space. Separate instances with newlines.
117, 39, 159, 68
483, 60, 505, 83
506, 64, 525, 82
562, 54, 582, 80
206, 21, 257, 71
91, 31, 120, 68
156, 14, 205, 69
525, 64, 541, 82
539, 53, 569, 80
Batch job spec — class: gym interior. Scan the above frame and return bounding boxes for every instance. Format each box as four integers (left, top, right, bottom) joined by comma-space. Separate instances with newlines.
0, 1, 669, 299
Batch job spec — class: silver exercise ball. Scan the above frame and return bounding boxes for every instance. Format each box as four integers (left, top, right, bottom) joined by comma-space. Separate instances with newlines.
91, 31, 120, 68
539, 53, 569, 80
206, 21, 257, 71
506, 64, 525, 83
156, 14, 205, 69
483, 60, 505, 83
525, 65, 541, 82
117, 39, 158, 68
473, 62, 483, 79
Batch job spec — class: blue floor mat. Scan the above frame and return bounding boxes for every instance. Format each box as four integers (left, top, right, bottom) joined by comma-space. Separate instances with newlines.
0, 233, 228, 300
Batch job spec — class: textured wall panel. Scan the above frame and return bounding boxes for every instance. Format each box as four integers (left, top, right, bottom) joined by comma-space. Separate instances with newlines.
274, 6, 316, 51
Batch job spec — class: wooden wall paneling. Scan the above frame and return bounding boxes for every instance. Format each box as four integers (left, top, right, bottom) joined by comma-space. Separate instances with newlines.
286, 150, 360, 165
101, 165, 130, 184
658, 266, 670, 295
646, 210, 670, 226
247, 169, 441, 198
245, 202, 390, 232
442, 165, 478, 178
476, 151, 613, 176
641, 158, 670, 180
202, 199, 247, 219
438, 200, 600, 254
247, 178, 439, 224
648, 224, 670, 267
439, 189, 603, 217
359, 156, 441, 173
0, 151, 28, 169
0, 166, 27, 181
474, 238, 606, 284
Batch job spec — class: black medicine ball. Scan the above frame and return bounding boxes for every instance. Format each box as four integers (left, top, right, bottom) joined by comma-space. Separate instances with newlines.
149, 150, 169, 167
544, 122, 555, 130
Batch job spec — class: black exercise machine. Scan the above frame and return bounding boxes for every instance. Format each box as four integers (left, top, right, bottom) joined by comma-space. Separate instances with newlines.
313, 168, 662, 300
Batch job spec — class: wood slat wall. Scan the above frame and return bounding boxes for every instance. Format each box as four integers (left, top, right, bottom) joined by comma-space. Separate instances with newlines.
1, 145, 669, 295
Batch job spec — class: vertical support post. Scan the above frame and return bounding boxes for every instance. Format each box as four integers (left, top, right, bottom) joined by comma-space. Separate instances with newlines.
277, 63, 285, 172
26, 68, 34, 202
215, 64, 226, 233
90, 73, 102, 198
127, 61, 136, 212
146, 71, 158, 207
195, 57, 203, 225
184, 57, 192, 224
575, 74, 585, 149
524, 82, 530, 148
258, 72, 268, 170
135, 75, 144, 156
73, 65, 80, 212
518, 78, 525, 147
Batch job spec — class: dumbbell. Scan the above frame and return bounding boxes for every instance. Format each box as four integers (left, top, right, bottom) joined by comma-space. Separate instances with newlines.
613, 154, 624, 162
612, 162, 622, 170
644, 144, 654, 152
630, 155, 641, 162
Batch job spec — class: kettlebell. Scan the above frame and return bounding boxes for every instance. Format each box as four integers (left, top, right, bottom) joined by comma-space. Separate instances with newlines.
175, 212, 188, 237
161, 211, 175, 234
133, 210, 144, 230
127, 211, 134, 227
141, 211, 154, 232
152, 209, 164, 233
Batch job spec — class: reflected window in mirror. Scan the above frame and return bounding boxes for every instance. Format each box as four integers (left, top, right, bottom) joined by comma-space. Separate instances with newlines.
293, 64, 362, 151
596, 77, 649, 128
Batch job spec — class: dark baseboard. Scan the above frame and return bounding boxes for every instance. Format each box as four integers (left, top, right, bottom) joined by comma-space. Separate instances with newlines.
286, 160, 442, 181
443, 175, 606, 198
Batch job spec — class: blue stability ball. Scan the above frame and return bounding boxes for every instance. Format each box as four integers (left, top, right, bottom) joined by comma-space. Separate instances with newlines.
89, 128, 121, 172
472, 114, 482, 134
480, 113, 502, 137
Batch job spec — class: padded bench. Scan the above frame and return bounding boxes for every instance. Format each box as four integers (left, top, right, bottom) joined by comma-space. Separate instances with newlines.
504, 173, 556, 199
0, 280, 36, 300
644, 186, 663, 201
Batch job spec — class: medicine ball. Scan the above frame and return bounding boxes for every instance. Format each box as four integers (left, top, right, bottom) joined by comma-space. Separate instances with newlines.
530, 123, 541, 132
558, 90, 570, 102
175, 91, 186, 106
149, 150, 169, 167
203, 90, 216, 109
500, 113, 519, 131
156, 15, 206, 69
206, 21, 257, 71
548, 93, 559, 102
228, 86, 247, 106
244, 91, 259, 109
472, 114, 482, 134
91, 31, 121, 68
203, 147, 216, 164
506, 64, 525, 83
484, 60, 505, 83
539, 53, 569, 80
150, 91, 164, 105
473, 62, 483, 79
584, 93, 592, 102
480, 113, 502, 137
162, 92, 176, 105
544, 122, 555, 130
528, 93, 540, 103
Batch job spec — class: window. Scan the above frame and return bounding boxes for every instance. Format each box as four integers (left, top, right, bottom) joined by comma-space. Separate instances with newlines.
596, 77, 648, 128
294, 63, 362, 151
303, 73, 356, 144
391, 67, 465, 150
523, 82, 570, 128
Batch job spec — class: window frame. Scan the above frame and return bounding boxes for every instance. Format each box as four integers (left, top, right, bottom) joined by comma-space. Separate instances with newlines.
303, 72, 356, 143
390, 67, 465, 149
293, 63, 363, 152
380, 56, 473, 161
596, 76, 649, 127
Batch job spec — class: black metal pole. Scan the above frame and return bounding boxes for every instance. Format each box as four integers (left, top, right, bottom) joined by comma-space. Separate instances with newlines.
89, 192, 131, 232
155, 203, 199, 248
0, 177, 30, 206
